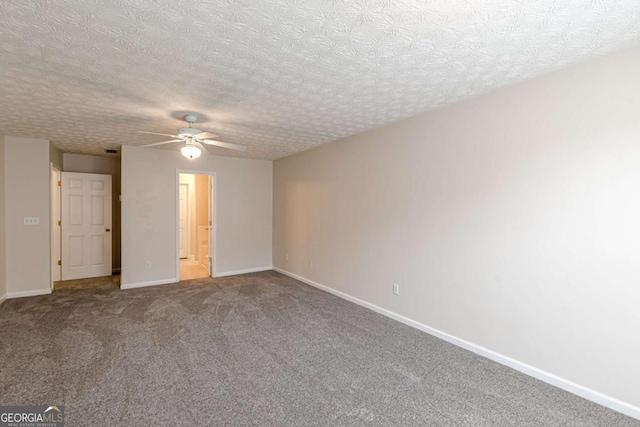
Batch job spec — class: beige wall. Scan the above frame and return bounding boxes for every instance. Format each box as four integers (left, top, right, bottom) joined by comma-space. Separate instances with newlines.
4, 136, 51, 296
0, 137, 6, 301
121, 145, 272, 286
273, 47, 640, 411
63, 153, 121, 270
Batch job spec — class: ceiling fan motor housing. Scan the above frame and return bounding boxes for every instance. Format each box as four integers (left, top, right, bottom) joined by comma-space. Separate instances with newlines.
177, 127, 201, 137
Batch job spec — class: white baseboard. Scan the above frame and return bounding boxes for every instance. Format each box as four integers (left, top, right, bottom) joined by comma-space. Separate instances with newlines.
272, 267, 640, 421
215, 266, 272, 278
0, 294, 6, 305
6, 288, 53, 299
121, 278, 178, 290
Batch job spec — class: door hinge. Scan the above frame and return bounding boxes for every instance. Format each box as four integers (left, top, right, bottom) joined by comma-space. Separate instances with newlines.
58, 180, 61, 187
208, 220, 212, 226
58, 220, 61, 226
58, 260, 61, 266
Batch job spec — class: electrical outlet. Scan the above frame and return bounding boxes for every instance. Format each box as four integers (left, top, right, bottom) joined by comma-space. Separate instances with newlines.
393, 284, 400, 295
285, 253, 289, 261
23, 217, 40, 226
145, 261, 151, 270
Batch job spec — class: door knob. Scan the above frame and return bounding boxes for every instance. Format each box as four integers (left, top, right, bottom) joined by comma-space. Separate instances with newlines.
106, 228, 111, 232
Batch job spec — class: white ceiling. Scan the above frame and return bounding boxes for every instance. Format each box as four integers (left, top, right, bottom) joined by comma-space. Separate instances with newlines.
0, 0, 639, 160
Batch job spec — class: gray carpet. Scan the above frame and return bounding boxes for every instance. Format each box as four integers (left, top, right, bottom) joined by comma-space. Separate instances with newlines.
0, 271, 637, 426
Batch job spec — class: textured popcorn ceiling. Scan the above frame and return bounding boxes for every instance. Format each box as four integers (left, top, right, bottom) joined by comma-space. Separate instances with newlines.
0, 1, 639, 160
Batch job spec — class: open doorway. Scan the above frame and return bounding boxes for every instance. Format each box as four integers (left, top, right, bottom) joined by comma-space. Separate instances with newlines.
50, 153, 121, 292
178, 172, 214, 281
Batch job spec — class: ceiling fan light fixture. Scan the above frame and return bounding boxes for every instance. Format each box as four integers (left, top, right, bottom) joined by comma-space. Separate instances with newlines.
181, 145, 201, 159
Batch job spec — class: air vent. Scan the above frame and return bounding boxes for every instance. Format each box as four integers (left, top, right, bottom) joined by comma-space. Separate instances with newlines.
105, 149, 118, 154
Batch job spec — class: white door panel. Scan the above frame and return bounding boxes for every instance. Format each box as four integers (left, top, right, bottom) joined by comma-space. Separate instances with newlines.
51, 167, 61, 284
61, 172, 112, 280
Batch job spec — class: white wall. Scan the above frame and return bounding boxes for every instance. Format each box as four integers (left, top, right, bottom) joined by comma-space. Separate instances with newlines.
273, 47, 640, 414
121, 145, 272, 287
63, 153, 121, 270
4, 136, 51, 297
0, 137, 6, 302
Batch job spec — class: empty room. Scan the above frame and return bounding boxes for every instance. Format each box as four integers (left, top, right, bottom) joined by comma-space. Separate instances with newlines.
0, 1, 639, 426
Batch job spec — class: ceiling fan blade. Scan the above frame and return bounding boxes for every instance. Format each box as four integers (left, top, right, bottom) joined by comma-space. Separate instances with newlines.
201, 139, 247, 152
195, 142, 214, 155
195, 131, 218, 139
142, 139, 182, 147
137, 131, 179, 138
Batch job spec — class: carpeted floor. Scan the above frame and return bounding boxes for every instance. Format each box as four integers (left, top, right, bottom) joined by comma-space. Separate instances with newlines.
0, 271, 637, 426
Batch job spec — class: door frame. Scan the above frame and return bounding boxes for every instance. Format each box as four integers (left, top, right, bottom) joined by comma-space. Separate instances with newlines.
178, 182, 190, 259
175, 169, 217, 279
50, 163, 61, 289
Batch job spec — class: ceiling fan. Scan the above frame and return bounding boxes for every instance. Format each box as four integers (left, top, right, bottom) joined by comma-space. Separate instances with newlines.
138, 114, 246, 159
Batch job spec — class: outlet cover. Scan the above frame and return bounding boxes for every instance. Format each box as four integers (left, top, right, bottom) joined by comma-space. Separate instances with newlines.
24, 217, 40, 226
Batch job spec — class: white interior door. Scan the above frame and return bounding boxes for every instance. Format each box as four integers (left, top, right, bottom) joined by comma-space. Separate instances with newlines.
179, 183, 188, 259
51, 167, 61, 284
61, 172, 112, 280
